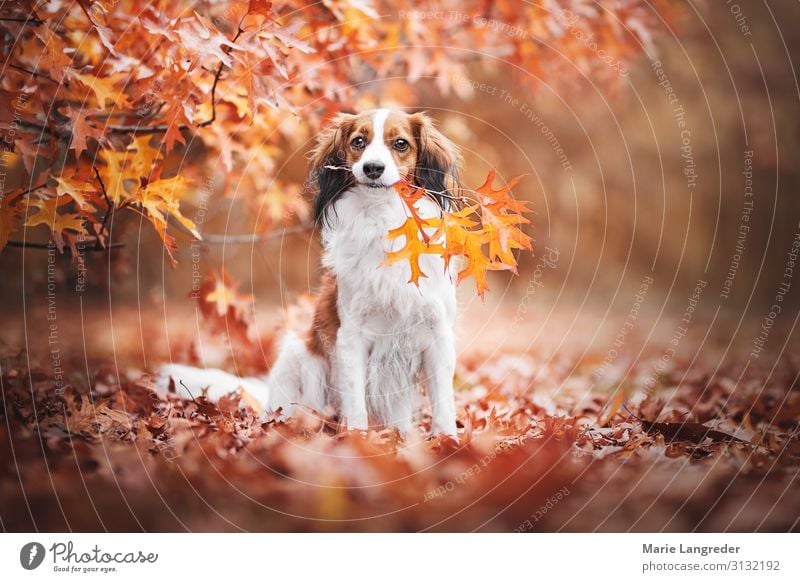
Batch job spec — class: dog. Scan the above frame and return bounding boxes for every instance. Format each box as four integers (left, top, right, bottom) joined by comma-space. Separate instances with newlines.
158, 108, 462, 437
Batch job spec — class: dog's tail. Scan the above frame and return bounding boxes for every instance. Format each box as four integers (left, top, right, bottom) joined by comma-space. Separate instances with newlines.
155, 332, 322, 416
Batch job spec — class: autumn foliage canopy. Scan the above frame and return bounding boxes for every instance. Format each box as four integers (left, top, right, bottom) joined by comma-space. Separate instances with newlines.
1, 0, 670, 284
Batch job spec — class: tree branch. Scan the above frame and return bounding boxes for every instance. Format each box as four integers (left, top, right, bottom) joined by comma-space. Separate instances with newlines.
6, 63, 57, 83
6, 239, 125, 250
93, 165, 114, 249
198, 24, 245, 129
0, 17, 43, 25
198, 223, 314, 245
17, 182, 49, 197
106, 23, 245, 135
13, 20, 244, 139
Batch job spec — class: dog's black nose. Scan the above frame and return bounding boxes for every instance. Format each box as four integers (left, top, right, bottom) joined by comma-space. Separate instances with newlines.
363, 162, 385, 180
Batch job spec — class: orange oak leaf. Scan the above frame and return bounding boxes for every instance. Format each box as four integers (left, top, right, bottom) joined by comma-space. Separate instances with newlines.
98, 149, 133, 203
482, 207, 532, 268
382, 217, 445, 286
474, 168, 529, 214
70, 72, 130, 108
59, 105, 105, 157
203, 271, 254, 319
25, 195, 87, 235
127, 135, 164, 179
248, 0, 273, 17
137, 175, 200, 239
194, 269, 256, 343
456, 229, 514, 300
0, 189, 25, 252
393, 180, 433, 243
428, 204, 480, 269
474, 169, 532, 269
387, 169, 530, 298
53, 175, 97, 211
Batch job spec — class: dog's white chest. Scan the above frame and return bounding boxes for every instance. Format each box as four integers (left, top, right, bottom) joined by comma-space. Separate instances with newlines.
322, 186, 455, 329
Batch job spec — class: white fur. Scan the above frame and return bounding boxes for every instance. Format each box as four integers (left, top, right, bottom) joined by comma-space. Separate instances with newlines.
155, 363, 270, 406
321, 183, 457, 434
157, 109, 458, 436
351, 108, 401, 187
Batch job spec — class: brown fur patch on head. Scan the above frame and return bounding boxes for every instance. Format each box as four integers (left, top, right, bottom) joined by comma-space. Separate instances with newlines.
310, 113, 357, 225
409, 111, 462, 207
309, 112, 356, 170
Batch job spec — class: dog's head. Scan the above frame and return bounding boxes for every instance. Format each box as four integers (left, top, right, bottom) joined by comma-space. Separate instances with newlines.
310, 108, 462, 225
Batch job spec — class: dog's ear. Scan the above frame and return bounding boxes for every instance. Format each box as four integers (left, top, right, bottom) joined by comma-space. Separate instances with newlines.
309, 112, 356, 226
410, 111, 463, 210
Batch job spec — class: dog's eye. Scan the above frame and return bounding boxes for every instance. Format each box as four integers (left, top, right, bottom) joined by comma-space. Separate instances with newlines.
351, 136, 366, 150
393, 138, 410, 152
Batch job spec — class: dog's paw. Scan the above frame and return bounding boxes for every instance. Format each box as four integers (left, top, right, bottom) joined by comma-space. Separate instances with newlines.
431, 419, 458, 440
344, 413, 369, 431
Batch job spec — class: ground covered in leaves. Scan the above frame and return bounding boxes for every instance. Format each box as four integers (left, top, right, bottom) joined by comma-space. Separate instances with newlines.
1, 308, 799, 533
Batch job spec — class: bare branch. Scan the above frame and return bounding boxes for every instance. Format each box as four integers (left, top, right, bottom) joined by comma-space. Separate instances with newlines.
198, 24, 245, 129
0, 17, 43, 25
198, 223, 315, 245
17, 183, 49, 197
105, 23, 246, 135
93, 165, 115, 249
6, 239, 125, 250
6, 63, 57, 83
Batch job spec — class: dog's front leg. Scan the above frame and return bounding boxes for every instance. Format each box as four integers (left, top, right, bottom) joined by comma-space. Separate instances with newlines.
423, 325, 458, 437
335, 326, 369, 430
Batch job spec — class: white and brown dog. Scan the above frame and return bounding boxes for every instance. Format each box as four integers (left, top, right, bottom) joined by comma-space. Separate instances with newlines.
159, 108, 461, 436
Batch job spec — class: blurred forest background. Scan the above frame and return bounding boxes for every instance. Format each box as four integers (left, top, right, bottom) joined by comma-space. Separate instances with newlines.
2, 1, 799, 532
2, 1, 798, 361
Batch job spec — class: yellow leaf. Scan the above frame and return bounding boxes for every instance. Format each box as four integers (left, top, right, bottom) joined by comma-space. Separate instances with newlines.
599, 389, 625, 427
25, 195, 87, 235
53, 175, 95, 210
138, 175, 200, 239
71, 72, 129, 108
127, 135, 164, 178
382, 218, 445, 286
99, 149, 134, 203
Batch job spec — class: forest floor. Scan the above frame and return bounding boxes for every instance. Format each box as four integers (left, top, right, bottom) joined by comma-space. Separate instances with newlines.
1, 303, 799, 532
